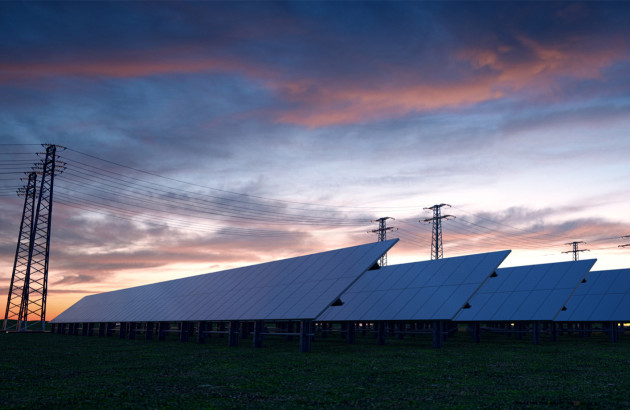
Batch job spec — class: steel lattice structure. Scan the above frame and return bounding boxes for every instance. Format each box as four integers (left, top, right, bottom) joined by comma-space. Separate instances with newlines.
563, 241, 589, 261
369, 217, 396, 266
3, 172, 38, 331
3, 144, 63, 331
422, 204, 455, 260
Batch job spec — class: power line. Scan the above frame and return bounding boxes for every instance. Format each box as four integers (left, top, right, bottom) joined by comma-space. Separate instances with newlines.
64, 148, 419, 211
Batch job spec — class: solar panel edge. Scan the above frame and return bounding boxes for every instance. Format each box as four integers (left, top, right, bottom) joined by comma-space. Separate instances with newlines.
313, 239, 398, 320
51, 239, 398, 324
452, 250, 512, 321
550, 259, 597, 321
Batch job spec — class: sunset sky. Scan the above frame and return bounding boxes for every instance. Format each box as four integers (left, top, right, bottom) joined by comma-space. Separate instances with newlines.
1, 1, 629, 319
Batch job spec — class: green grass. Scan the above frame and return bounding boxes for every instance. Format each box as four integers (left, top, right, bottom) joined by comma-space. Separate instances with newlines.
1, 331, 629, 408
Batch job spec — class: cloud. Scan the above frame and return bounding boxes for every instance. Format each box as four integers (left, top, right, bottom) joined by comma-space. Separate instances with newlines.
442, 207, 630, 257
0, 51, 268, 84
53, 274, 96, 285
3, 2, 629, 130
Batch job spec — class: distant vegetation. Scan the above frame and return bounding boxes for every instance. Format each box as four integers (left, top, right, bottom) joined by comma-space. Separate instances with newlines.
1, 331, 629, 408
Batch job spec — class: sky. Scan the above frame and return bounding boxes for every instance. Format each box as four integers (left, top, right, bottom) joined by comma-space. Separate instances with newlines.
1, 1, 630, 320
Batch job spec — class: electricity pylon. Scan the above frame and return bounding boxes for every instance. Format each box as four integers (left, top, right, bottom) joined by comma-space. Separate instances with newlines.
3, 173, 38, 331
3, 144, 64, 331
422, 204, 455, 260
563, 241, 589, 261
369, 217, 396, 266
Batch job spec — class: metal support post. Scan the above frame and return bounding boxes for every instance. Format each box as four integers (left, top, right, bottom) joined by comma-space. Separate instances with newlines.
253, 320, 264, 348
377, 321, 386, 345
228, 321, 240, 347
145, 322, 153, 340
346, 322, 356, 344
532, 322, 540, 345
119, 322, 127, 339
432, 320, 443, 349
180, 322, 189, 342
609, 322, 619, 343
321, 322, 329, 338
287, 321, 294, 341
158, 322, 169, 341
196, 321, 206, 344
299, 320, 313, 353
129, 322, 136, 340
472, 322, 481, 343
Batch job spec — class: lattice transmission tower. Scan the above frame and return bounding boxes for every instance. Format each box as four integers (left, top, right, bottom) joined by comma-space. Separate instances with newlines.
422, 204, 455, 260
3, 144, 65, 331
369, 217, 396, 266
563, 241, 589, 261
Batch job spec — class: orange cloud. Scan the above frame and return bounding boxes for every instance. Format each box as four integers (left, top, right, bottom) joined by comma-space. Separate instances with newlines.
458, 35, 624, 90
273, 35, 628, 127
0, 47, 270, 83
1, 33, 627, 129
273, 78, 504, 127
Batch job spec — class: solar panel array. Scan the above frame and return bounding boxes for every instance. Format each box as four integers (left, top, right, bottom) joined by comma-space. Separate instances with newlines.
454, 259, 596, 322
317, 250, 511, 322
555, 269, 630, 322
51, 239, 398, 323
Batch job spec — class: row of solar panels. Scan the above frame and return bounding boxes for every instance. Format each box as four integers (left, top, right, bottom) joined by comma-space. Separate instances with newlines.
52, 239, 629, 324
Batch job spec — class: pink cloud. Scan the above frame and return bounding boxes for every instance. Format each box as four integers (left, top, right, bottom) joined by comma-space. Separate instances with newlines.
2, 32, 627, 129
0, 47, 271, 83
273, 35, 628, 127
273, 78, 504, 127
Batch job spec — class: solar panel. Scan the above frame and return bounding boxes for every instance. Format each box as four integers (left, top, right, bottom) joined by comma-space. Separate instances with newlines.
554, 268, 630, 322
454, 259, 596, 322
51, 239, 398, 323
316, 250, 511, 322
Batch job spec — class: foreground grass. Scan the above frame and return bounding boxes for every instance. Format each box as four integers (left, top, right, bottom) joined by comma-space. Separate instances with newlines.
1, 331, 629, 408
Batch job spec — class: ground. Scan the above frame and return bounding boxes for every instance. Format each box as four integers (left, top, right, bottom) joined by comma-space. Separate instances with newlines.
1, 331, 629, 408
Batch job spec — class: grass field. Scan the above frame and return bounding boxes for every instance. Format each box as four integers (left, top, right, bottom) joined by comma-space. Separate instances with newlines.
1, 330, 629, 408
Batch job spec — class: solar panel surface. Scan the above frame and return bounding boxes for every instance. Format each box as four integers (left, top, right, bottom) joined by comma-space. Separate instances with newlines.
454, 259, 596, 322
51, 239, 398, 323
554, 268, 630, 322
316, 250, 511, 321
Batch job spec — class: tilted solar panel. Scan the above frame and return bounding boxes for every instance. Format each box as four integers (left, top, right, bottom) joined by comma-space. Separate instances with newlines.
316, 250, 511, 322
454, 259, 596, 322
554, 268, 630, 322
51, 239, 398, 323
